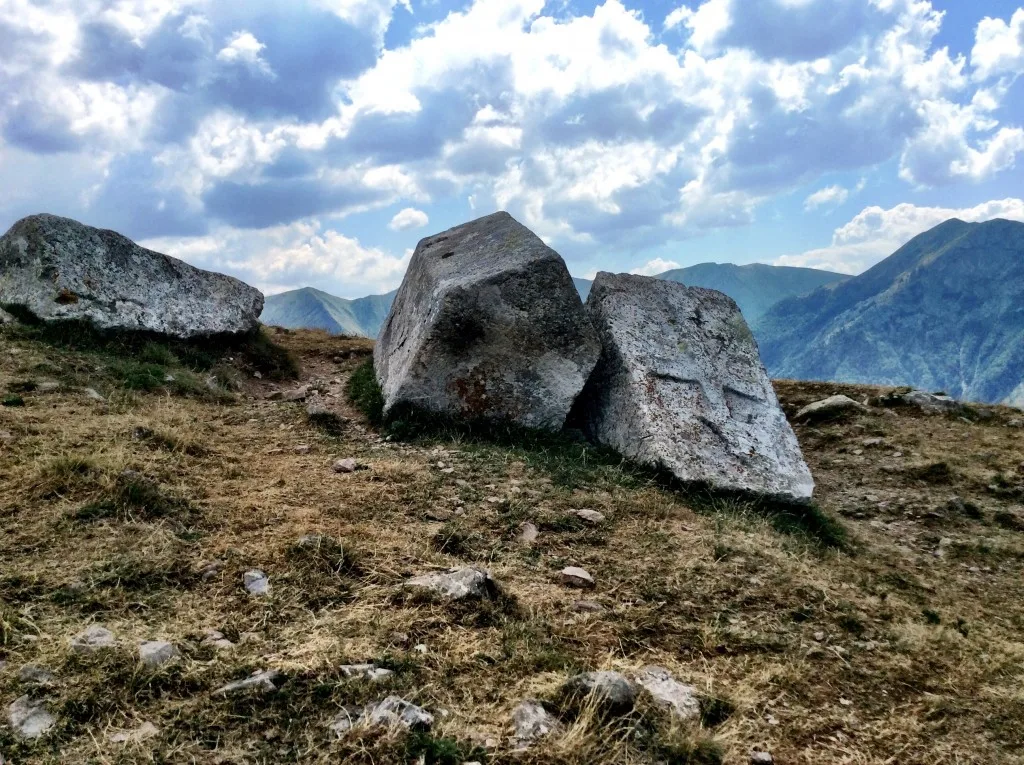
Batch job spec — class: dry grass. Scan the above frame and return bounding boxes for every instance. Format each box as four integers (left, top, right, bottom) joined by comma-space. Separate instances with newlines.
1, 330, 1023, 763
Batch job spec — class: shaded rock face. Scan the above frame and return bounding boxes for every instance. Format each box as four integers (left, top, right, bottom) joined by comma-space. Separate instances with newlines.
374, 212, 600, 430
0, 214, 263, 338
573, 273, 813, 502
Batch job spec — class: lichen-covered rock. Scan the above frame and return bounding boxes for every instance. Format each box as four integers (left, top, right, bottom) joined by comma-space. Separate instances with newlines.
374, 212, 600, 430
405, 566, 496, 600
562, 671, 636, 714
71, 625, 116, 654
511, 700, 559, 749
0, 214, 262, 338
138, 640, 179, 669
7, 695, 55, 739
634, 666, 700, 720
573, 273, 813, 502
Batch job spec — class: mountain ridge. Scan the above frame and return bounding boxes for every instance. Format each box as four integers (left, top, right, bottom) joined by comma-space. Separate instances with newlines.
756, 217, 1024, 406
262, 262, 846, 338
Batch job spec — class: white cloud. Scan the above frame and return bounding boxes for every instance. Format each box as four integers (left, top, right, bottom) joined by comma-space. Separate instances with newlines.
217, 31, 275, 77
803, 184, 848, 211
775, 198, 1024, 274
388, 207, 429, 230
632, 257, 681, 275
143, 220, 411, 297
971, 8, 1024, 81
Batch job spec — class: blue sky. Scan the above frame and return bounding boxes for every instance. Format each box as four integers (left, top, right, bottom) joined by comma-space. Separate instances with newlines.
1, 0, 1022, 297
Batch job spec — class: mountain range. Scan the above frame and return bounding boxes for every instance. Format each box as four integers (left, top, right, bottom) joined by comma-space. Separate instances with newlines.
756, 217, 1024, 407
262, 262, 844, 338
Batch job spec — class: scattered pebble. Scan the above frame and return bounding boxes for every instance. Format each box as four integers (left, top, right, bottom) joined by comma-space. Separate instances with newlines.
7, 695, 55, 739
71, 625, 116, 654
562, 671, 636, 714
139, 640, 179, 669
405, 567, 495, 600
518, 522, 539, 544
570, 508, 606, 524
634, 666, 700, 720
571, 599, 604, 613
212, 669, 283, 696
560, 566, 595, 589
108, 721, 159, 743
332, 458, 359, 473
751, 752, 775, 765
338, 664, 394, 682
511, 700, 559, 749
18, 664, 55, 686
243, 569, 271, 596
294, 444, 312, 454
329, 696, 433, 736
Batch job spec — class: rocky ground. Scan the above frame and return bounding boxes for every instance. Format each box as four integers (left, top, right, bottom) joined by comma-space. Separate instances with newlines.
1, 326, 1022, 764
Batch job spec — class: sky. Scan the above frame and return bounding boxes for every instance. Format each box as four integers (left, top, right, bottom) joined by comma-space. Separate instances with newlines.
1, 0, 1023, 298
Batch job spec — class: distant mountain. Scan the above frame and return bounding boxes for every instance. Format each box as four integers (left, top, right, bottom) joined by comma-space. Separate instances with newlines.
263, 263, 845, 339
260, 287, 395, 337
756, 218, 1024, 406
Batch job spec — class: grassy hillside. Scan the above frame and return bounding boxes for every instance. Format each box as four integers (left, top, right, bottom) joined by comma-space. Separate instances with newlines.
1, 326, 1023, 763
756, 218, 1024, 405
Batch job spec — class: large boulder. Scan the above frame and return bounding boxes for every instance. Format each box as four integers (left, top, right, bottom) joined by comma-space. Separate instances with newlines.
374, 212, 600, 429
0, 214, 263, 337
572, 272, 813, 502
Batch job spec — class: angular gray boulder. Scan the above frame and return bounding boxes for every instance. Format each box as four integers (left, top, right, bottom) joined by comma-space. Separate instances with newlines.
573, 273, 813, 502
374, 212, 600, 429
0, 214, 263, 338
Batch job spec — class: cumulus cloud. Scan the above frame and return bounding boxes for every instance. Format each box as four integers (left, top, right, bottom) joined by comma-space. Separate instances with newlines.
143, 221, 412, 297
971, 8, 1024, 81
388, 207, 429, 230
803, 185, 849, 211
775, 198, 1024, 274
632, 257, 682, 275
1, 0, 1024, 294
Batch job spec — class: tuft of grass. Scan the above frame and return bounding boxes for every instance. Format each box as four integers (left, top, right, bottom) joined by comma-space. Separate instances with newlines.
347, 357, 385, 426
33, 456, 99, 498
72, 470, 201, 528
653, 731, 726, 765
2, 393, 25, 406
908, 461, 954, 484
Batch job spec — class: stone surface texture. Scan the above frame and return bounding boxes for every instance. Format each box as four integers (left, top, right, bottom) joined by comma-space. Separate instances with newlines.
562, 671, 636, 713
212, 669, 282, 696
71, 625, 116, 654
0, 214, 262, 338
139, 640, 179, 668
795, 395, 867, 421
634, 665, 700, 720
406, 567, 495, 600
511, 700, 559, 748
374, 212, 600, 430
7, 695, 55, 739
574, 272, 814, 502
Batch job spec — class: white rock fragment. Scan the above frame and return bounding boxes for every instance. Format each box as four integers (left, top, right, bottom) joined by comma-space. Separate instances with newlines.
243, 569, 271, 596
338, 664, 394, 682
795, 395, 867, 422
212, 669, 283, 696
7, 695, 56, 739
405, 567, 495, 600
139, 640, 179, 669
634, 666, 700, 721
71, 625, 116, 654
518, 522, 539, 544
109, 721, 160, 743
511, 700, 559, 749
560, 566, 595, 589
329, 696, 434, 736
569, 509, 606, 524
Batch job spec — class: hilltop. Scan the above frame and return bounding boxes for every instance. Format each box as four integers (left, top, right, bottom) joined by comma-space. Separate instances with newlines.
1, 324, 1022, 763
262, 264, 844, 339
757, 218, 1024, 406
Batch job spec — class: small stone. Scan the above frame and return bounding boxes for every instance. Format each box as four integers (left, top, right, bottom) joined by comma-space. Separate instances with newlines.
18, 664, 55, 686
243, 569, 271, 596
813, 631, 825, 642
560, 566, 595, 589
1007, 418, 1022, 428
511, 700, 559, 749
36, 381, 60, 392
294, 444, 312, 454
571, 600, 604, 613
212, 669, 282, 696
413, 643, 428, 654
405, 567, 496, 600
751, 752, 774, 765
139, 640, 179, 669
131, 426, 154, 440
201, 628, 236, 651
330, 696, 434, 735
570, 508, 606, 524
485, 496, 501, 504
562, 671, 636, 713
795, 394, 867, 422
7, 695, 55, 739
199, 560, 226, 581
634, 666, 700, 720
332, 458, 359, 473
518, 522, 539, 544
71, 625, 116, 654
83, 387, 105, 401
279, 386, 310, 402
109, 721, 160, 743
862, 437, 883, 447
338, 664, 395, 682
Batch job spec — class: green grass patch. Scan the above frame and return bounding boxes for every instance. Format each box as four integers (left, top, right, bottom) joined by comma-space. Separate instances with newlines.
347, 357, 385, 426
1, 394, 25, 406
72, 470, 201, 528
